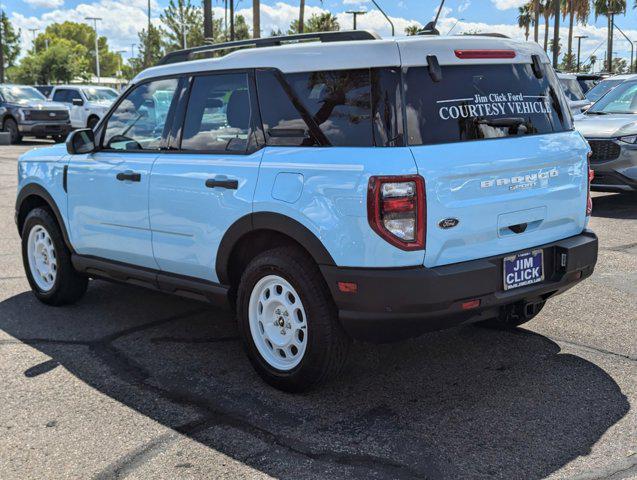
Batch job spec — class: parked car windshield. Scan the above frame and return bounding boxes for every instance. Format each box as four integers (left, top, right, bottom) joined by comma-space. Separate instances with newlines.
0, 85, 46, 103
404, 63, 572, 146
585, 79, 624, 102
82, 87, 118, 102
587, 80, 637, 114
559, 77, 586, 101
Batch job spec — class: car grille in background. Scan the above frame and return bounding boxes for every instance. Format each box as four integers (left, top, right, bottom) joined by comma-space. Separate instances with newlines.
587, 139, 621, 163
27, 110, 69, 121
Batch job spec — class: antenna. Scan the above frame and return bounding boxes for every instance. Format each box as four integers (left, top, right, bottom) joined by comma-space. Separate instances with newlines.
421, 0, 446, 35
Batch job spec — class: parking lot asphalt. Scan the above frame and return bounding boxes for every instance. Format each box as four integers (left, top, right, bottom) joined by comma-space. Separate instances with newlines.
0, 141, 635, 480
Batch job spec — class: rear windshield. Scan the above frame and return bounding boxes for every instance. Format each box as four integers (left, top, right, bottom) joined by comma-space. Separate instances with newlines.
404, 64, 572, 146
559, 77, 586, 101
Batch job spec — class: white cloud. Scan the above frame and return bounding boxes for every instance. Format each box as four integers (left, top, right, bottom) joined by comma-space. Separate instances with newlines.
342, 0, 369, 5
24, 0, 64, 8
458, 1, 471, 13
491, 0, 527, 10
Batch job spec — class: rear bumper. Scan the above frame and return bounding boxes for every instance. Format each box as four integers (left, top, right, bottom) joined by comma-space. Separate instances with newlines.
320, 231, 598, 342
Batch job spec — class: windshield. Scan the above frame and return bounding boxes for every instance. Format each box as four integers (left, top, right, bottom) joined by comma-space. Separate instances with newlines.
82, 87, 118, 102
0, 86, 46, 103
587, 80, 637, 114
585, 79, 624, 102
559, 77, 586, 101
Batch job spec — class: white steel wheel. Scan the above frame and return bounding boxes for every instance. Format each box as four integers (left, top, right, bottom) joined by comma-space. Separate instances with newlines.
27, 225, 58, 292
248, 274, 308, 371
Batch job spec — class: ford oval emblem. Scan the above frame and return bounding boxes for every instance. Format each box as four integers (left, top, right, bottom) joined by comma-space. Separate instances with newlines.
438, 218, 459, 229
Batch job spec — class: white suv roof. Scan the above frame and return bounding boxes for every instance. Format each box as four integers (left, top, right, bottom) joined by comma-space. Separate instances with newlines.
134, 34, 549, 84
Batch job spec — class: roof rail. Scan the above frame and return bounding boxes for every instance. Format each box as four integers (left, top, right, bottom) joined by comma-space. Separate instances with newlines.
157, 30, 381, 66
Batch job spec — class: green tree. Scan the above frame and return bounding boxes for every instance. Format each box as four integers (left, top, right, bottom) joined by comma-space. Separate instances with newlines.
405, 24, 421, 36
1, 12, 21, 69
594, 0, 627, 71
137, 24, 164, 69
562, 0, 590, 71
160, 0, 205, 51
288, 13, 339, 34
611, 57, 628, 73
34, 21, 121, 77
11, 38, 90, 84
234, 15, 251, 40
518, 4, 533, 40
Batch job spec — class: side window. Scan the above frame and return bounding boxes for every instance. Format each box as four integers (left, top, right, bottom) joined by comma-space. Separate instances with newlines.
52, 89, 68, 103
181, 73, 251, 152
68, 89, 83, 102
103, 78, 178, 151
257, 68, 373, 147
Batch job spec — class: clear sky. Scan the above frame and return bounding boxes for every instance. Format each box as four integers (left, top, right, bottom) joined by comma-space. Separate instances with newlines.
5, 0, 637, 69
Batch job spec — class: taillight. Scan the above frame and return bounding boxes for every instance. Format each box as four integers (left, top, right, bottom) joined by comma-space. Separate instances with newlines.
367, 175, 426, 251
454, 49, 516, 59
586, 152, 594, 216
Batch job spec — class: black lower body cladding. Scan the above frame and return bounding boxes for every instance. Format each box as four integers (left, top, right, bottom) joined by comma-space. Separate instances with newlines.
321, 231, 598, 342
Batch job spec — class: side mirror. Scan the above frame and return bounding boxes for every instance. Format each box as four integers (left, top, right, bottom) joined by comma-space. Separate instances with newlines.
72, 98, 84, 106
66, 129, 95, 155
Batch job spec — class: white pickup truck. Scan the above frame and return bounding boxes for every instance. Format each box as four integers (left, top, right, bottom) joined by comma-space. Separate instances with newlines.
49, 85, 119, 130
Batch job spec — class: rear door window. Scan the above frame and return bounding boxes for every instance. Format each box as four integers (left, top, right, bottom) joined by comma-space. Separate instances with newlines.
181, 73, 252, 153
404, 63, 572, 146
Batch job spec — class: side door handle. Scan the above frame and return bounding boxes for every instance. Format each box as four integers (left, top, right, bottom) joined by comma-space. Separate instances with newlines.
205, 177, 238, 190
116, 171, 141, 182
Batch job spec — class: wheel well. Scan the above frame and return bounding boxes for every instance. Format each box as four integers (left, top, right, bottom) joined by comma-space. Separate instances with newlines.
226, 229, 313, 291
87, 115, 99, 126
3, 115, 17, 127
16, 194, 51, 236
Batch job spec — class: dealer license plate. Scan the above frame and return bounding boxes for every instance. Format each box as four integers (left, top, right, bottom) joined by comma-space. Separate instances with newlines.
503, 250, 544, 291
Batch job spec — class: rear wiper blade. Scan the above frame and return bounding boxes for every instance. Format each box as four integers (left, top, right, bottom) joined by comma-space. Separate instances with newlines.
477, 117, 526, 127
585, 111, 608, 115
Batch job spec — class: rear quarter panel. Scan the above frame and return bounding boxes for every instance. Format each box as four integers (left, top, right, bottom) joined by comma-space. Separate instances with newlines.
254, 146, 425, 268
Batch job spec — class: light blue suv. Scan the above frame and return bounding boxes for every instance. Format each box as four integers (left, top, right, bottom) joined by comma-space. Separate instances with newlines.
15, 31, 598, 391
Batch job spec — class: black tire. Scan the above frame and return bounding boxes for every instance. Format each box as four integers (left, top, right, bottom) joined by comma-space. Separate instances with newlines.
237, 247, 350, 392
87, 116, 99, 130
53, 134, 66, 143
21, 208, 88, 306
477, 300, 545, 330
3, 118, 21, 144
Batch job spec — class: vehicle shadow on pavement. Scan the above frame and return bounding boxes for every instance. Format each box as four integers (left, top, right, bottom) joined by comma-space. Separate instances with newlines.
592, 192, 637, 219
0, 281, 629, 479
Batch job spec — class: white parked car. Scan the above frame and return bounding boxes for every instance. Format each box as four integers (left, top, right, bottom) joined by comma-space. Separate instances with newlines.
49, 85, 119, 130
557, 73, 592, 115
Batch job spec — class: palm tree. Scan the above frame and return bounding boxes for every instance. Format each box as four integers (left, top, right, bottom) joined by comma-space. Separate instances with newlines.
405, 25, 421, 36
542, 1, 553, 52
518, 4, 533, 41
253, 0, 260, 38
528, 0, 541, 42
562, 0, 590, 71
594, 0, 626, 71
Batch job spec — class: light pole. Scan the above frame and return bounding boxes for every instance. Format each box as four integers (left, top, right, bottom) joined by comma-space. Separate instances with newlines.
447, 18, 464, 35
346, 11, 366, 30
28, 28, 39, 53
575, 35, 588, 72
116, 49, 126, 77
85, 17, 102, 83
613, 23, 634, 74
